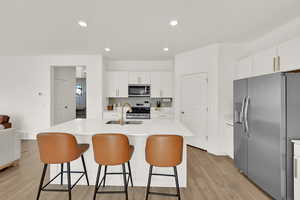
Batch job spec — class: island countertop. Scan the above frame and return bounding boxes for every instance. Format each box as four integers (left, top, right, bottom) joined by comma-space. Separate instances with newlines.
42, 118, 194, 137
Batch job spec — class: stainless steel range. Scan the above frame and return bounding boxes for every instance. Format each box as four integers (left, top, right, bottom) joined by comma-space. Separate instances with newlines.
126, 105, 150, 119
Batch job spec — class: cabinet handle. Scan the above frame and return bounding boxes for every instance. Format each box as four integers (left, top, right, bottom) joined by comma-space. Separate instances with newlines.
116, 89, 118, 97
295, 158, 298, 179
160, 90, 162, 97
118, 89, 120, 96
277, 56, 281, 71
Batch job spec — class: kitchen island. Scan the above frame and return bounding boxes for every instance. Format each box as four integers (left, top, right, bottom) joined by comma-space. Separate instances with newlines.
41, 118, 193, 187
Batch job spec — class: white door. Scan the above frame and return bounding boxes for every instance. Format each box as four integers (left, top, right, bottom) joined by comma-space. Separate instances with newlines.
278, 37, 300, 71
180, 73, 208, 149
252, 47, 278, 76
151, 72, 173, 98
53, 67, 76, 125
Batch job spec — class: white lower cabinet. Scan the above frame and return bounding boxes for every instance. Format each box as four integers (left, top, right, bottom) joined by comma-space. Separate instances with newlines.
102, 111, 120, 121
294, 143, 300, 200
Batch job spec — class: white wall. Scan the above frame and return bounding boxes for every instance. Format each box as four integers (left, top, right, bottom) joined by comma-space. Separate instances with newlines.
105, 60, 174, 71
174, 44, 221, 155
0, 55, 103, 139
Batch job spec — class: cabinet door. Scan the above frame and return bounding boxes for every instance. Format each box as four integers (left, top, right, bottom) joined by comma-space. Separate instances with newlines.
252, 47, 277, 76
235, 57, 252, 79
117, 72, 129, 97
106, 72, 119, 97
294, 155, 300, 200
151, 72, 173, 97
278, 37, 300, 71
129, 72, 150, 84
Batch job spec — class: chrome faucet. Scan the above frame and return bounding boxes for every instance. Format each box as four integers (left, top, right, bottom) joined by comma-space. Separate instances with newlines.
120, 103, 132, 125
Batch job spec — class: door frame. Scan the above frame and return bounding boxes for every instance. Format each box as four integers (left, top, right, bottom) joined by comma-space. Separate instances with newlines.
180, 72, 208, 149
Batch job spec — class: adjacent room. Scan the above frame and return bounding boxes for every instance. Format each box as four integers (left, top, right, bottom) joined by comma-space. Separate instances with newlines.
1, 1, 300, 200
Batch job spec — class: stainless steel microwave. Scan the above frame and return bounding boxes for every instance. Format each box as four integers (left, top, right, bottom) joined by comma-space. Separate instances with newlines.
128, 85, 150, 97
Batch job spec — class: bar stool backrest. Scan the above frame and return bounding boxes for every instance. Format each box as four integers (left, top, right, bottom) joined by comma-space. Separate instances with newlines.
146, 135, 183, 167
37, 132, 80, 164
92, 134, 130, 165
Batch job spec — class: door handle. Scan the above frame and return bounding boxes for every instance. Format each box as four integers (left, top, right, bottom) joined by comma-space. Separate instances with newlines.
64, 105, 68, 109
181, 111, 184, 114
240, 96, 246, 123
244, 96, 250, 133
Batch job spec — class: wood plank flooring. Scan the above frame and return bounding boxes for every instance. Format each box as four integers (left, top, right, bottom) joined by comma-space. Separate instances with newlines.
0, 141, 271, 200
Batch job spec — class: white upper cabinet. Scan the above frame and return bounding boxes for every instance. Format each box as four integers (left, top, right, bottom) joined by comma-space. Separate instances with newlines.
106, 71, 128, 97
151, 72, 173, 98
278, 37, 300, 71
252, 47, 278, 76
129, 72, 150, 84
235, 56, 252, 80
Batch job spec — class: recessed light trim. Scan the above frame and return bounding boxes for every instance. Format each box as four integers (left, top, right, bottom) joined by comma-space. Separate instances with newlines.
104, 48, 111, 52
78, 20, 88, 27
169, 20, 178, 27
163, 47, 169, 52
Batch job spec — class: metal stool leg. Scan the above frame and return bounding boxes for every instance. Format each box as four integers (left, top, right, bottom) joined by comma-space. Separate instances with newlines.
36, 164, 48, 200
103, 166, 107, 187
122, 163, 128, 200
81, 155, 89, 186
145, 165, 153, 200
60, 163, 64, 185
67, 162, 72, 200
174, 166, 181, 200
93, 165, 102, 200
127, 161, 133, 187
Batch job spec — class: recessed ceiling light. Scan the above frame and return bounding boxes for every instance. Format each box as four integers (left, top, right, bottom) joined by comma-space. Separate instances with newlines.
104, 48, 111, 52
163, 47, 169, 52
169, 20, 178, 27
78, 20, 87, 27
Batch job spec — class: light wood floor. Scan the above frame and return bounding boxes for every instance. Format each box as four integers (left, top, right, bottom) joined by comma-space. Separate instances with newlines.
0, 141, 271, 200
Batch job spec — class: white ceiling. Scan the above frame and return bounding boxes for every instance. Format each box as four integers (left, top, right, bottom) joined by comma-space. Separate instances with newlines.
0, 0, 300, 60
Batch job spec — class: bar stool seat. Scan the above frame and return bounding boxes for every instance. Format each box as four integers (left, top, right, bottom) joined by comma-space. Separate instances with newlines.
36, 132, 90, 200
145, 135, 183, 200
92, 134, 134, 200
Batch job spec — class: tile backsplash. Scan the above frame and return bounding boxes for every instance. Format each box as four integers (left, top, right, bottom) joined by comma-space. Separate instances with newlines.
108, 97, 172, 108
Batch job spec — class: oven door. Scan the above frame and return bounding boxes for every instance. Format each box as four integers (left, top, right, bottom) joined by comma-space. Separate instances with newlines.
128, 85, 150, 97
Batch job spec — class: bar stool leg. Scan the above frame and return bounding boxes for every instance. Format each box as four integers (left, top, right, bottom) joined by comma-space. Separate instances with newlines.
36, 164, 48, 200
81, 155, 90, 186
173, 166, 181, 200
122, 163, 128, 200
127, 161, 133, 187
103, 166, 107, 187
145, 165, 153, 200
67, 162, 72, 200
93, 165, 102, 200
60, 163, 64, 185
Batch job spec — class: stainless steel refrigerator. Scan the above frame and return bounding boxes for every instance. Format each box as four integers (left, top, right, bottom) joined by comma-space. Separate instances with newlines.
234, 72, 300, 200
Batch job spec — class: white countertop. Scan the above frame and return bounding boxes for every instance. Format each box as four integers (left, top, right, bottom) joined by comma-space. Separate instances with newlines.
42, 118, 194, 137
291, 140, 300, 145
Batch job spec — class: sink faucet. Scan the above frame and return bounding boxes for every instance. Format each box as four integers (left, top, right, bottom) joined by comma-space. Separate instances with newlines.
120, 103, 132, 125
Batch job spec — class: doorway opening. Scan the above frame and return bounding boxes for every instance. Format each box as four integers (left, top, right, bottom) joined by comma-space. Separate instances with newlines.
76, 66, 87, 118
50, 66, 87, 126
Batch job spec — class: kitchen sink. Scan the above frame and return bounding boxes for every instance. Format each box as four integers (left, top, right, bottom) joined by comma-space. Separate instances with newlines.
106, 120, 143, 125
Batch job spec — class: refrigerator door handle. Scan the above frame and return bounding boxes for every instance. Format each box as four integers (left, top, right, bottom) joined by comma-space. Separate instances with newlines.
244, 96, 250, 133
239, 96, 246, 123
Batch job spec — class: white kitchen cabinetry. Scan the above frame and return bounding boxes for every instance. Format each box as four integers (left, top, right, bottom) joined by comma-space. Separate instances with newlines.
224, 121, 234, 159
151, 72, 173, 98
278, 37, 300, 71
151, 108, 174, 119
235, 57, 252, 80
102, 111, 120, 121
252, 47, 278, 76
129, 72, 150, 84
293, 142, 300, 200
106, 71, 128, 97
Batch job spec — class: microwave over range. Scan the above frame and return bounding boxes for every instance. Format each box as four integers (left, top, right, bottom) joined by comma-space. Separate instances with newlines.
128, 85, 150, 97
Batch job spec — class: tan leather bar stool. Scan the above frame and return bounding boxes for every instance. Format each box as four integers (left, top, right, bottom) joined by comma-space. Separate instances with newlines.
92, 134, 134, 200
36, 132, 90, 200
145, 135, 183, 200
